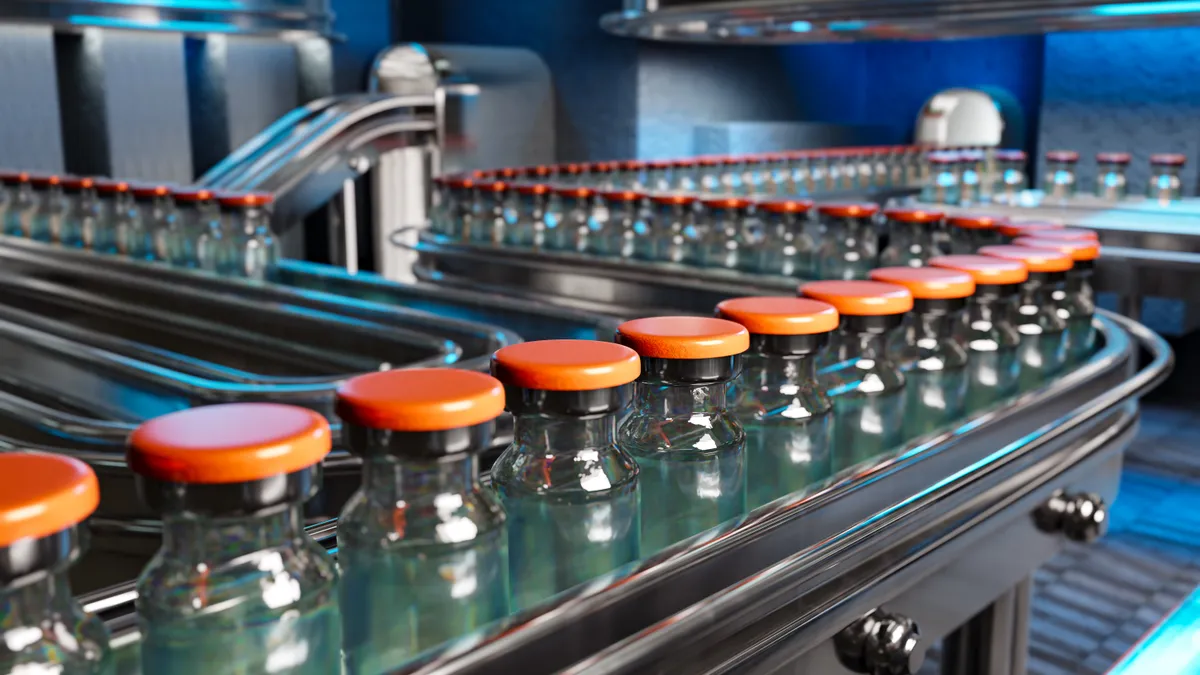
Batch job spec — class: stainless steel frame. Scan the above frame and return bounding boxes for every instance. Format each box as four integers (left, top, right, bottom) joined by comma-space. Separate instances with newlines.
0, 0, 334, 37
601, 0, 1200, 44
77, 311, 1173, 675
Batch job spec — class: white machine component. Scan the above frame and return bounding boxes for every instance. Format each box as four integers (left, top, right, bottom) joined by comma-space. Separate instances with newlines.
915, 88, 1006, 148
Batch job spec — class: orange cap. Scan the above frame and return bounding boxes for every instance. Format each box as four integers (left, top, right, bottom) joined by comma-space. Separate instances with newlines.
868, 267, 976, 300
1151, 153, 1187, 166
94, 179, 130, 194
757, 198, 813, 214
555, 186, 595, 199
817, 203, 879, 219
715, 297, 839, 335
616, 317, 749, 360
127, 403, 332, 484
218, 192, 274, 208
997, 221, 1063, 238
29, 175, 62, 188
0, 453, 99, 548
1031, 227, 1098, 242
650, 193, 697, 206
478, 180, 509, 193
492, 340, 640, 391
800, 280, 913, 316
131, 183, 172, 199
1045, 150, 1079, 163
979, 245, 1073, 273
1012, 236, 1100, 262
515, 183, 550, 196
701, 197, 752, 209
62, 176, 96, 191
336, 369, 505, 431
929, 255, 1028, 285
172, 187, 216, 202
599, 190, 644, 203
948, 214, 1005, 230
1096, 152, 1132, 164
884, 207, 944, 224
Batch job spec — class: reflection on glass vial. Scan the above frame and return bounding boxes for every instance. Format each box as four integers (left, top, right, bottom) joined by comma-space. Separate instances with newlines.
816, 203, 880, 281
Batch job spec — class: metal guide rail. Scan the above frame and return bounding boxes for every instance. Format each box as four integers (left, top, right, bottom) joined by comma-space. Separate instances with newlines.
78, 310, 1173, 675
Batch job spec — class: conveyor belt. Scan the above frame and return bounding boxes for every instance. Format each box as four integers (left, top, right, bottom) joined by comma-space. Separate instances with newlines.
922, 404, 1200, 675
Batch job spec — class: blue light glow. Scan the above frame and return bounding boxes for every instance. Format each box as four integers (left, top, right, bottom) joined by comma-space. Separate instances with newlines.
790, 21, 813, 32
1092, 1, 1200, 16
827, 20, 868, 31
68, 15, 241, 33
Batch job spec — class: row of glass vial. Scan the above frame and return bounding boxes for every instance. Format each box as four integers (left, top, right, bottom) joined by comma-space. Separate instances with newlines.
469, 144, 969, 199
430, 179, 1051, 282
1043, 150, 1187, 203
922, 149, 1028, 206
0, 231, 1098, 674
0, 170, 280, 279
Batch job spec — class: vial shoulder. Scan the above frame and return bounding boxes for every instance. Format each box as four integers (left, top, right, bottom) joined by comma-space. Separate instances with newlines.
338, 486, 506, 549
491, 442, 639, 497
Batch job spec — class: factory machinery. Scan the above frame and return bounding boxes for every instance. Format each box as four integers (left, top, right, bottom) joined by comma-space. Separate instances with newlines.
0, 2, 1195, 675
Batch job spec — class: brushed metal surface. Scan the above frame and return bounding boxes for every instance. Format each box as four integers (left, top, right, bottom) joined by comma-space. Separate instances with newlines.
0, 0, 333, 37
0, 25, 64, 172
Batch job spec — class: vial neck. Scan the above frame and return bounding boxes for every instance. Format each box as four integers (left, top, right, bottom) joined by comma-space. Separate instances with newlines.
361, 454, 478, 499
633, 380, 729, 418
0, 568, 74, 624
741, 351, 819, 390
831, 327, 891, 362
160, 504, 306, 562
514, 414, 616, 455
912, 310, 958, 342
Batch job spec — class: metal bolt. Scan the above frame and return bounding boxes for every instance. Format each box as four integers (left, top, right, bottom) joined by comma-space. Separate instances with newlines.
834, 609, 922, 675
1034, 490, 1108, 543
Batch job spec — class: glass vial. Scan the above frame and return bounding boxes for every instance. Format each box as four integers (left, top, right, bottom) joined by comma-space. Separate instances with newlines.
697, 197, 751, 270
992, 149, 1027, 204
616, 317, 749, 554
816, 203, 881, 281
922, 152, 960, 205
1012, 236, 1100, 367
128, 403, 341, 675
470, 181, 510, 246
547, 186, 598, 253
801, 281, 912, 471
1042, 150, 1079, 202
717, 297, 838, 509
649, 194, 696, 264
491, 340, 642, 609
1148, 153, 1186, 202
509, 183, 551, 249
29, 175, 68, 243
1, 171, 36, 238
929, 255, 1026, 413
946, 214, 1004, 254
96, 180, 134, 255
217, 192, 278, 279
172, 188, 219, 269
869, 267, 973, 440
879, 207, 943, 268
1095, 152, 1131, 201
336, 370, 510, 672
62, 177, 102, 249
979, 245, 1072, 391
756, 198, 817, 278
599, 190, 650, 259
0, 453, 110, 674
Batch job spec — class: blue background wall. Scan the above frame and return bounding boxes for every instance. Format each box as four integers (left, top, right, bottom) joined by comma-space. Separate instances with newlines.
397, 0, 1199, 189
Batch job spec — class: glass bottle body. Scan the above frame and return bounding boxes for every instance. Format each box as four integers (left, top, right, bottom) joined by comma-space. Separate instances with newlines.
453, 187, 481, 242
1014, 276, 1069, 391
492, 412, 640, 610
148, 195, 185, 264
95, 192, 128, 254
1056, 267, 1097, 367
471, 192, 508, 246
699, 206, 745, 270
116, 198, 151, 259
507, 192, 547, 249
607, 199, 650, 259
958, 154, 983, 205
618, 366, 746, 554
552, 195, 600, 254
922, 160, 960, 205
879, 219, 937, 268
732, 351, 833, 510
3, 183, 36, 237
67, 188, 104, 249
949, 227, 999, 255
188, 201, 222, 271
817, 215, 878, 281
652, 201, 691, 263
1096, 162, 1128, 201
429, 180, 451, 237
221, 207, 279, 279
30, 184, 68, 243
136, 505, 341, 675
819, 321, 907, 471
1043, 160, 1078, 201
890, 308, 969, 440
0, 567, 112, 674
1149, 165, 1183, 202
994, 158, 1027, 203
960, 289, 1023, 414
338, 454, 509, 673
760, 212, 817, 278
